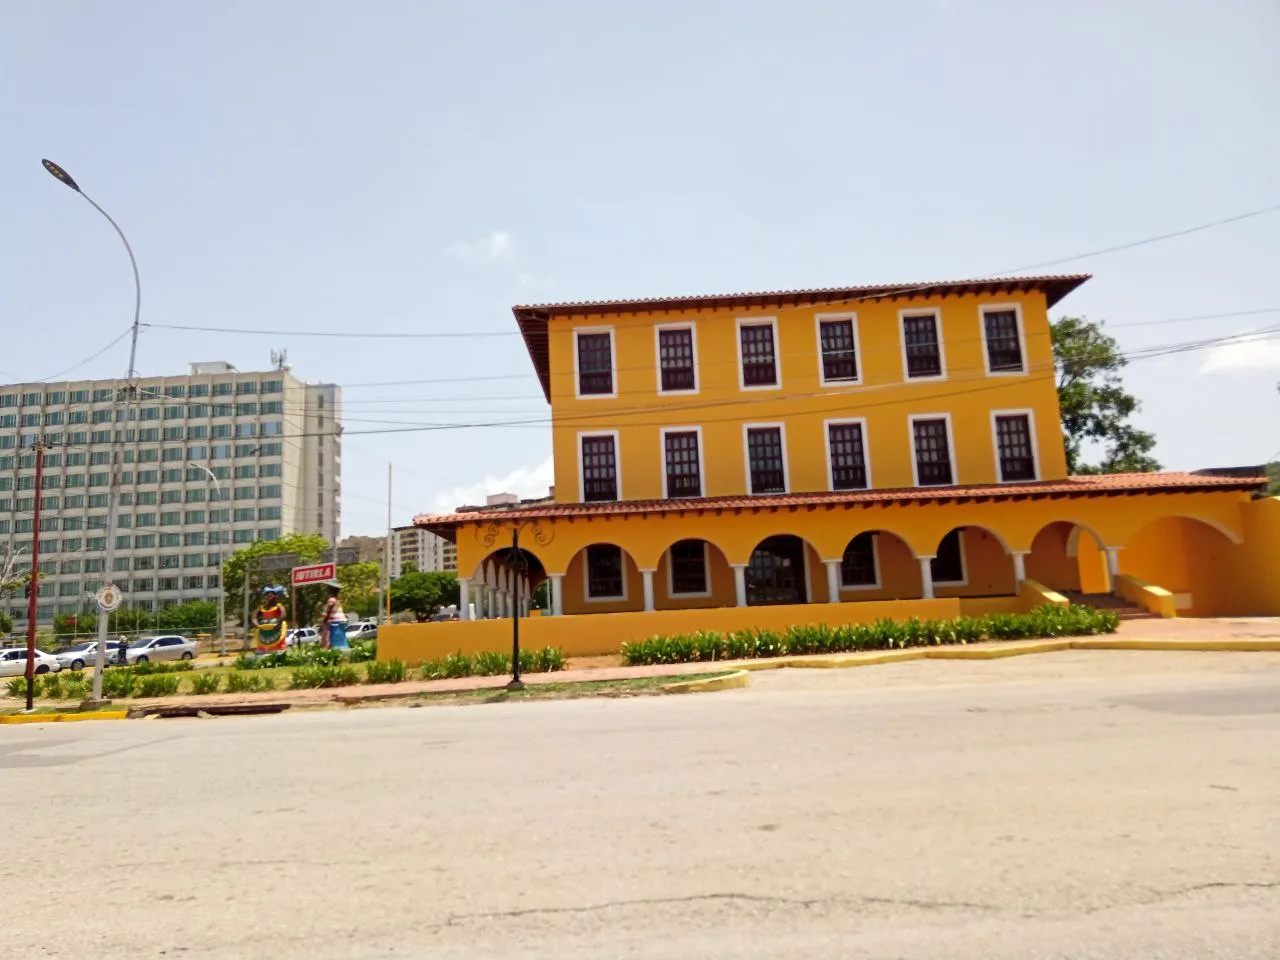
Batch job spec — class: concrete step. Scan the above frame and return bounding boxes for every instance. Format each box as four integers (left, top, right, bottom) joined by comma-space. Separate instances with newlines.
1061, 591, 1158, 620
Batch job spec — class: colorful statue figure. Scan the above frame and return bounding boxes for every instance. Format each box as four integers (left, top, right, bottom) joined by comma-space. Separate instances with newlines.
252, 585, 289, 654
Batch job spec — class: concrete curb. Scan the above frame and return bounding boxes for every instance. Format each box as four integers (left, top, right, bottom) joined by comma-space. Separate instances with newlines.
925, 640, 1075, 660
663, 670, 751, 694
0, 710, 129, 725
1071, 637, 1280, 653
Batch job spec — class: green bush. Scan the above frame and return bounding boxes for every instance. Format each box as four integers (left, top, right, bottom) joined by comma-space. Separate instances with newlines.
5, 676, 28, 699
418, 659, 445, 681
364, 659, 407, 684
236, 647, 345, 670
132, 660, 194, 676
102, 669, 137, 699
619, 605, 1120, 666
188, 672, 222, 695
225, 671, 275, 694
442, 651, 473, 679
473, 650, 508, 676
38, 673, 64, 699
288, 664, 359, 689
60, 672, 90, 700
136, 674, 182, 698
414, 647, 567, 681
348, 640, 377, 663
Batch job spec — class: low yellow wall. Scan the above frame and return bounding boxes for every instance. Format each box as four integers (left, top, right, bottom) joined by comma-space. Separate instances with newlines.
1018, 578, 1068, 611
380, 598, 978, 664
1114, 573, 1177, 618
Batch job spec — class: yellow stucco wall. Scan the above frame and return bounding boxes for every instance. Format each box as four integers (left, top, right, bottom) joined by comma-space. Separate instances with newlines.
546, 290, 1068, 502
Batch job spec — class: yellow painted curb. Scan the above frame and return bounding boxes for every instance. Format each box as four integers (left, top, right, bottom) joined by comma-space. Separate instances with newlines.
0, 710, 129, 725
785, 649, 929, 669
663, 670, 750, 694
926, 640, 1074, 660
1071, 638, 1280, 653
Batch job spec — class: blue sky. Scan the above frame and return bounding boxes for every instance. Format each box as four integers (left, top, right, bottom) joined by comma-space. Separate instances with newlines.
2, 1, 1277, 536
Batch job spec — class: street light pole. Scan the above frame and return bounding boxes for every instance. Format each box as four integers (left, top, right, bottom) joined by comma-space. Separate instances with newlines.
43, 159, 142, 703
189, 463, 226, 657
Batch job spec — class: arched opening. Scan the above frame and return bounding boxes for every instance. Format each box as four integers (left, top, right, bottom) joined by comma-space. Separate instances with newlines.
1120, 516, 1243, 616
832, 530, 921, 601
746, 535, 813, 606
929, 526, 1016, 597
655, 538, 734, 609
1027, 522, 1108, 596
563, 542, 643, 615
471, 547, 547, 620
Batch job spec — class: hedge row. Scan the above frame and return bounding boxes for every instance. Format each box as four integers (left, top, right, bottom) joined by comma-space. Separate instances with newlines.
619, 605, 1120, 666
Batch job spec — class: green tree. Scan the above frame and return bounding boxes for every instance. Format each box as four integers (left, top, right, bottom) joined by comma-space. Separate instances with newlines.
221, 533, 327, 627
155, 600, 219, 631
54, 610, 97, 638
390, 570, 459, 621
1052, 317, 1160, 474
0, 610, 12, 637
336, 562, 382, 622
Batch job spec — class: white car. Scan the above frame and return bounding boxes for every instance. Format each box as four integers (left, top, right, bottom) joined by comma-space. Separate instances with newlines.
346, 622, 378, 642
286, 627, 318, 647
125, 635, 198, 664
0, 647, 64, 678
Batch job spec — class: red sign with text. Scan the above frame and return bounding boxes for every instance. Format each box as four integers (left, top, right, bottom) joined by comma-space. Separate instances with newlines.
291, 562, 336, 586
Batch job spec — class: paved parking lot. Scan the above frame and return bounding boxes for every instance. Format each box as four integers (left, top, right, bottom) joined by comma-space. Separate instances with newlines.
4, 650, 1278, 959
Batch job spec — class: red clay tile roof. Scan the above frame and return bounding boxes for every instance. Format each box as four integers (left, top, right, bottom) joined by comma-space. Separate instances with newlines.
513, 274, 1090, 401
415, 472, 1264, 537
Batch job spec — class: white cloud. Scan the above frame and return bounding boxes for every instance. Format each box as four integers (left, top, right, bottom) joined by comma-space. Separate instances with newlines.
445, 230, 513, 262
1198, 338, 1280, 375
430, 457, 554, 512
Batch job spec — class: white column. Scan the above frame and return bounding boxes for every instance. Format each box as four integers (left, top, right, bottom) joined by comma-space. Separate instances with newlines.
458, 578, 472, 620
1012, 552, 1027, 584
919, 558, 935, 600
474, 584, 486, 619
641, 569, 656, 612
1104, 547, 1121, 579
550, 574, 564, 616
731, 564, 748, 607
824, 560, 842, 604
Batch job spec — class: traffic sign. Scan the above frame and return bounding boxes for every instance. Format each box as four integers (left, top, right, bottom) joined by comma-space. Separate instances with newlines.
321, 547, 360, 565
258, 553, 299, 571
95, 583, 123, 612
291, 562, 336, 586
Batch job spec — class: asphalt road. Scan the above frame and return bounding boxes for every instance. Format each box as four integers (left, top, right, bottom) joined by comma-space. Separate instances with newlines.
4, 650, 1279, 959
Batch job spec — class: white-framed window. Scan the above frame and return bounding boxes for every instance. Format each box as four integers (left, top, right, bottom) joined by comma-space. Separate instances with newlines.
899, 309, 946, 380
909, 413, 957, 487
736, 317, 781, 390
666, 539, 710, 597
931, 530, 966, 585
573, 327, 617, 399
815, 313, 860, 385
839, 532, 881, 589
991, 409, 1039, 482
654, 323, 699, 394
584, 544, 626, 601
742, 422, 788, 494
980, 304, 1027, 375
824, 417, 871, 491
578, 431, 621, 502
660, 426, 704, 499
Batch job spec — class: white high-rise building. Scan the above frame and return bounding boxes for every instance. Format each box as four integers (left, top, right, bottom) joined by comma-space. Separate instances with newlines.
391, 525, 456, 577
0, 362, 341, 627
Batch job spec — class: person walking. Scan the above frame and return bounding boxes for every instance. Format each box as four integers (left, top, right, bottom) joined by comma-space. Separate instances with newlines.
321, 580, 349, 650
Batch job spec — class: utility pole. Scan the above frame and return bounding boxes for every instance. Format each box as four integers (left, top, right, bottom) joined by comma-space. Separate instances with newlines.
43, 160, 142, 705
383, 463, 392, 623
23, 438, 46, 711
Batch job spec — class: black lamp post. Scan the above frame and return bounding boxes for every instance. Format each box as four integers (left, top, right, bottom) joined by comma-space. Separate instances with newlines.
505, 529, 529, 691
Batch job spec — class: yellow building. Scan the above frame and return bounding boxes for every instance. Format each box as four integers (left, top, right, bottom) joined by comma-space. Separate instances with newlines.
394, 275, 1279, 661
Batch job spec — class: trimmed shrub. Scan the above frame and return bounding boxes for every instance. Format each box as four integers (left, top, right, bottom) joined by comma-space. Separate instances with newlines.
133, 660, 194, 676
188, 672, 222, 695
225, 671, 275, 694
60, 672, 90, 700
364, 659, 407, 684
473, 650, 509, 676
5, 676, 28, 699
136, 674, 182, 698
619, 605, 1119, 666
102, 668, 137, 699
288, 664, 359, 689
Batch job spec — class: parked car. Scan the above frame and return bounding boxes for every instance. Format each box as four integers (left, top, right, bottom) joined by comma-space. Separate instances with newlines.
125, 635, 198, 664
286, 627, 319, 647
55, 641, 123, 671
346, 621, 378, 641
0, 647, 63, 677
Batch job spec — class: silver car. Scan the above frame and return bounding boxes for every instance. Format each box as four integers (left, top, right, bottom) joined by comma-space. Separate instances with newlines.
55, 641, 123, 671
125, 635, 198, 664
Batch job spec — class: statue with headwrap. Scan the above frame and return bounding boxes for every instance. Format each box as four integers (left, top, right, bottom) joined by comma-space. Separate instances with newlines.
251, 585, 289, 654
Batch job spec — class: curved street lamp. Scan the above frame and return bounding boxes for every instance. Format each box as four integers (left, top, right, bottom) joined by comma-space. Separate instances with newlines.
43, 159, 143, 702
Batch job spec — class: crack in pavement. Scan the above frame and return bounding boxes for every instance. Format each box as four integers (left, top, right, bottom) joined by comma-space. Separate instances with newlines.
437, 890, 997, 928
1079, 880, 1280, 915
